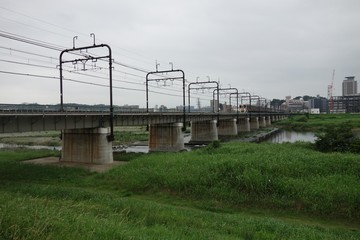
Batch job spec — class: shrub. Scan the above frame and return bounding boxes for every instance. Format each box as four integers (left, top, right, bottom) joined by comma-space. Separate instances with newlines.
205, 140, 221, 151
295, 115, 308, 122
350, 138, 360, 153
314, 124, 360, 153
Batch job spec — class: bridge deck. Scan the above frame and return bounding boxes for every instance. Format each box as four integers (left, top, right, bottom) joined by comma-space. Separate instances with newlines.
0, 111, 280, 133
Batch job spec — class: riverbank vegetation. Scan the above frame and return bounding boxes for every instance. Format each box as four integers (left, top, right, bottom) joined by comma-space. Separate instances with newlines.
315, 124, 360, 153
0, 131, 61, 146
113, 126, 148, 145
275, 113, 360, 131
1, 143, 359, 239
275, 113, 360, 153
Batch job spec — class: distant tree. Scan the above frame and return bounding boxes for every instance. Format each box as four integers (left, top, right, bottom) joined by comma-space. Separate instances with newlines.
271, 99, 285, 109
302, 95, 314, 101
293, 95, 316, 101
159, 105, 167, 112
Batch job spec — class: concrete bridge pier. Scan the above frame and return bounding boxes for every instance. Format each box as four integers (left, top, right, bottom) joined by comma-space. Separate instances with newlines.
250, 117, 259, 130
61, 127, 113, 164
149, 123, 184, 152
237, 117, 250, 133
266, 116, 272, 126
189, 120, 218, 144
218, 119, 237, 137
260, 116, 267, 128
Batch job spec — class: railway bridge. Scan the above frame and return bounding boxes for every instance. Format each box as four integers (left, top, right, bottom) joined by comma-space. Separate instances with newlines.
0, 39, 287, 165
0, 111, 286, 164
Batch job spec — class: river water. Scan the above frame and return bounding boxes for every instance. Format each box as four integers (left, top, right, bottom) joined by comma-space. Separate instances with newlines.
0, 131, 316, 151
0, 142, 151, 153
265, 130, 316, 143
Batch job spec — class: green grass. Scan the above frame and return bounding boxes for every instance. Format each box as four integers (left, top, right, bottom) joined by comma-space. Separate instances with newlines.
0, 131, 61, 146
102, 142, 360, 220
113, 126, 148, 145
113, 131, 148, 145
0, 148, 59, 162
275, 113, 360, 131
1, 145, 360, 239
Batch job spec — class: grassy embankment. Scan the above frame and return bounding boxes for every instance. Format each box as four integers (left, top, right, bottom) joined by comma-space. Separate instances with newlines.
1, 141, 360, 239
0, 131, 61, 146
275, 113, 360, 131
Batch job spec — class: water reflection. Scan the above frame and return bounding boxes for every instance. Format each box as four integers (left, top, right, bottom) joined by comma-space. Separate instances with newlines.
266, 130, 316, 143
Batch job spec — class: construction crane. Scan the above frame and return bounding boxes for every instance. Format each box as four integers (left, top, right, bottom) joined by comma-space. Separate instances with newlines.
327, 69, 335, 113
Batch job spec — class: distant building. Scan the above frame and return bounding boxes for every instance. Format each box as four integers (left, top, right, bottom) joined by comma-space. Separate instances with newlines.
342, 76, 357, 96
210, 100, 219, 112
222, 103, 232, 112
332, 95, 360, 113
176, 105, 193, 112
281, 96, 308, 113
310, 108, 320, 114
158, 105, 168, 112
309, 96, 328, 113
117, 104, 139, 112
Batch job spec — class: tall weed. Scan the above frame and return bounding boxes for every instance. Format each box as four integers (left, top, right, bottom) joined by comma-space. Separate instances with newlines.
104, 142, 360, 219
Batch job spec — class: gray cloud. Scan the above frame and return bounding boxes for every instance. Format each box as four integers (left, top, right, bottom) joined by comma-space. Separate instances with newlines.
1, 0, 360, 107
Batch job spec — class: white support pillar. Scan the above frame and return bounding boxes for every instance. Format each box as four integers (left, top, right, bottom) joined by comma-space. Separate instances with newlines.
250, 117, 259, 130
189, 120, 218, 144
260, 116, 267, 128
237, 117, 250, 133
61, 127, 113, 164
218, 119, 237, 137
149, 123, 184, 152
266, 116, 272, 126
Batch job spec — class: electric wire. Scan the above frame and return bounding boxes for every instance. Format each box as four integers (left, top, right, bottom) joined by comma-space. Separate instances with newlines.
0, 58, 216, 101
0, 32, 180, 81
0, 31, 233, 104
0, 59, 56, 70
0, 30, 63, 51
0, 70, 206, 100
0, 43, 188, 92
0, 69, 212, 102
0, 45, 56, 61
0, 10, 224, 93
0, 6, 157, 66
0, 57, 189, 95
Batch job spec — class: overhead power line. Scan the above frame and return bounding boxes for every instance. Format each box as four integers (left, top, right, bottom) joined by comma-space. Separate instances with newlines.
0, 57, 185, 94
0, 30, 223, 102
0, 31, 179, 80
0, 70, 195, 99
0, 30, 63, 51
0, 45, 56, 60
0, 59, 55, 70
0, 6, 157, 65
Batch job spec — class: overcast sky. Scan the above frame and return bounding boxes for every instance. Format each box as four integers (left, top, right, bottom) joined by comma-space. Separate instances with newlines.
1, 0, 360, 108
